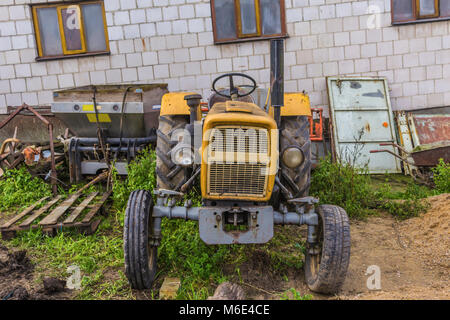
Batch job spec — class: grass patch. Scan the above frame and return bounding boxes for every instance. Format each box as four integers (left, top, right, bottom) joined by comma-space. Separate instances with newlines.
0, 167, 52, 212
311, 156, 434, 220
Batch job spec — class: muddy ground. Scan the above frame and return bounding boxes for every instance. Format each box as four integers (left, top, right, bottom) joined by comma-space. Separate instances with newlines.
1, 193, 448, 300
0, 244, 70, 300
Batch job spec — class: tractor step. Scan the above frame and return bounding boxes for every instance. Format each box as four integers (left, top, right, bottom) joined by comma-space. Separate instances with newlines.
0, 192, 111, 240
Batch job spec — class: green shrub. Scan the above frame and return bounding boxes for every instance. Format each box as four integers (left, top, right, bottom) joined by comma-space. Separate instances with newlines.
310, 156, 373, 218
0, 167, 52, 211
432, 159, 450, 193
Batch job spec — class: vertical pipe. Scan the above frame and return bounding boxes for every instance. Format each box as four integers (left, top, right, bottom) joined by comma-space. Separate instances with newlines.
270, 39, 284, 127
48, 123, 57, 195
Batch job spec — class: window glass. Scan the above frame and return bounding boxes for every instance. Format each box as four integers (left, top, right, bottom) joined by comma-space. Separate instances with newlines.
37, 7, 63, 56
82, 3, 107, 52
214, 0, 237, 40
260, 0, 281, 35
393, 0, 414, 21
60, 6, 83, 51
240, 0, 257, 35
418, 0, 437, 16
440, 0, 450, 16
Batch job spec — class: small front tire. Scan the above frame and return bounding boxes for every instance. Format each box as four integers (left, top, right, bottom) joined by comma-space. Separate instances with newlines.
304, 205, 351, 294
124, 190, 157, 290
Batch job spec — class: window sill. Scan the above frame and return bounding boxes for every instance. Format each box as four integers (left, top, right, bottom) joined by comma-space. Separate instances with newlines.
214, 34, 289, 45
35, 51, 110, 62
392, 16, 450, 26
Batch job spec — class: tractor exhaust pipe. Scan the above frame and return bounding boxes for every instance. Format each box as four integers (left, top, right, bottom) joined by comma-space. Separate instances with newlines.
270, 39, 284, 127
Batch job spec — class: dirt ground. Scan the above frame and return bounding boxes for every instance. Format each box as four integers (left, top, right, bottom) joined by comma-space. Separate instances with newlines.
240, 193, 450, 300
0, 244, 70, 300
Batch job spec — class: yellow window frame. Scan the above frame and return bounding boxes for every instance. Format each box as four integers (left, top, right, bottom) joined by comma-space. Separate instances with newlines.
236, 0, 262, 38
32, 1, 109, 58
57, 4, 87, 55
416, 0, 440, 19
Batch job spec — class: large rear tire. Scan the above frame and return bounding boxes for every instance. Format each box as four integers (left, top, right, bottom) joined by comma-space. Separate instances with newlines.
124, 190, 157, 290
304, 205, 351, 294
280, 116, 312, 199
156, 115, 190, 191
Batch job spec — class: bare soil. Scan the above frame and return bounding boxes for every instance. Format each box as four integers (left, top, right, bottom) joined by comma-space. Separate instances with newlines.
0, 244, 71, 300
239, 193, 450, 300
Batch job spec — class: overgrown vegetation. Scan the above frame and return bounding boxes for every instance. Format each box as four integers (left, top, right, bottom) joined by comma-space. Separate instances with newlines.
310, 156, 374, 218
432, 159, 450, 193
311, 156, 435, 219
0, 167, 52, 212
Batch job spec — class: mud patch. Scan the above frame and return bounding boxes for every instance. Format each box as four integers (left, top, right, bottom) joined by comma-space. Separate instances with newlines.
0, 245, 71, 300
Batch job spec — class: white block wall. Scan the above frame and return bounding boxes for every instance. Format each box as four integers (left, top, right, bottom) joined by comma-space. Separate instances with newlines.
0, 0, 449, 114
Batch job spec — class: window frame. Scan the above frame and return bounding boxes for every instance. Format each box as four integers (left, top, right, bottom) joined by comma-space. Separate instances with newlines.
210, 0, 288, 45
31, 0, 110, 61
391, 0, 449, 25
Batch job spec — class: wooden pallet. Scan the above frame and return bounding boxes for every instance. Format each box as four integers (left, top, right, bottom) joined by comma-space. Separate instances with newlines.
0, 191, 111, 240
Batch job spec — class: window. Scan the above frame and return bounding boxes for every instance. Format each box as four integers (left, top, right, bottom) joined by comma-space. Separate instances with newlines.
32, 1, 109, 60
392, 0, 450, 24
211, 0, 287, 44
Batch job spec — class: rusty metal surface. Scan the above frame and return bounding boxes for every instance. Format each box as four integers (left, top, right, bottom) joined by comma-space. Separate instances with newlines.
327, 77, 401, 174
411, 143, 450, 167
408, 114, 450, 146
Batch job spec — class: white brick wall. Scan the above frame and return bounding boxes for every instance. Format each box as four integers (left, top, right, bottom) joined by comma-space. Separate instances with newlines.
0, 0, 449, 114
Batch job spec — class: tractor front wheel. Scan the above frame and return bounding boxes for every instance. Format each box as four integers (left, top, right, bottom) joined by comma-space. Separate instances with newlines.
304, 205, 351, 294
124, 190, 157, 290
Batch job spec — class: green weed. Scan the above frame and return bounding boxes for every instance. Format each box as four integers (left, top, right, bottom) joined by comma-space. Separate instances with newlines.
432, 159, 450, 193
0, 167, 52, 211
310, 156, 373, 218
280, 288, 313, 300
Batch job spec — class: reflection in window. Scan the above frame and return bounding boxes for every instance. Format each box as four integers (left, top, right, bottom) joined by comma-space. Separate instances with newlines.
211, 0, 286, 44
32, 1, 109, 59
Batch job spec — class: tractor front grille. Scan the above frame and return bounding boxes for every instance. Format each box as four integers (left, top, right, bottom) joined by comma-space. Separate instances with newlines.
206, 126, 270, 198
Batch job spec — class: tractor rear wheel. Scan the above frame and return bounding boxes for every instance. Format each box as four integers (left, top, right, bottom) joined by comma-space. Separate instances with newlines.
280, 116, 312, 198
156, 115, 190, 191
124, 190, 157, 290
304, 205, 351, 294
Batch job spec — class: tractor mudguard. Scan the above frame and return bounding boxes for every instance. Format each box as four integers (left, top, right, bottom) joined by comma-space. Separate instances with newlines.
160, 92, 202, 120
269, 92, 312, 117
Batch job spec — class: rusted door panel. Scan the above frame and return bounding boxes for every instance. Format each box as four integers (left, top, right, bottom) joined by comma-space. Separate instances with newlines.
410, 114, 450, 145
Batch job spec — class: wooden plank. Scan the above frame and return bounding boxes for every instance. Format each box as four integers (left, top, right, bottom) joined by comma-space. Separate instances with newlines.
63, 192, 99, 224
39, 193, 82, 226
81, 191, 111, 223
19, 196, 63, 228
1, 197, 49, 229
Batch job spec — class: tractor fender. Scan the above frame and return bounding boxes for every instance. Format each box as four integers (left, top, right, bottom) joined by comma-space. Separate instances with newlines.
160, 92, 202, 120
269, 92, 312, 117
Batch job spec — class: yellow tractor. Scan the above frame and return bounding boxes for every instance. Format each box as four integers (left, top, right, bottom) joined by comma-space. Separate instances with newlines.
123, 40, 350, 294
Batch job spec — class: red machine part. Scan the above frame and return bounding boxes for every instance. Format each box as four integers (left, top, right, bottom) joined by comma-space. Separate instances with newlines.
308, 108, 323, 141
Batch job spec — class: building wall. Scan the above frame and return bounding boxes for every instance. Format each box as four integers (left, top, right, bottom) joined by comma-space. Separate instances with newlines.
0, 0, 449, 115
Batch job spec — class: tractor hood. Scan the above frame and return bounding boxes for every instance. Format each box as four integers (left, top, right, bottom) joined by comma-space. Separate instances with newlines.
205, 100, 277, 127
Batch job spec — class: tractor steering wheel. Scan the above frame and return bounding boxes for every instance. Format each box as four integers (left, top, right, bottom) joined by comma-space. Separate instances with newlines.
212, 73, 257, 99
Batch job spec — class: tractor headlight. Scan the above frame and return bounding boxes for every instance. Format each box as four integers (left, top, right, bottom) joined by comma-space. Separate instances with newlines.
172, 144, 193, 167
282, 147, 304, 168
